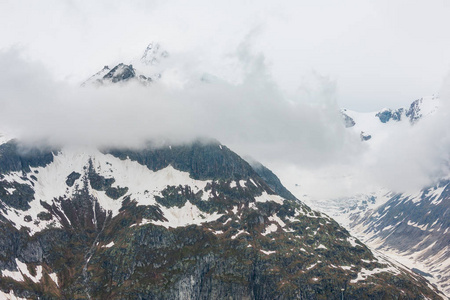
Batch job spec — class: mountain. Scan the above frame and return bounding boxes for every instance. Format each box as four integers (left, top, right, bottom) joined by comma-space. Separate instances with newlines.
0, 139, 444, 299
82, 42, 168, 86
300, 95, 450, 296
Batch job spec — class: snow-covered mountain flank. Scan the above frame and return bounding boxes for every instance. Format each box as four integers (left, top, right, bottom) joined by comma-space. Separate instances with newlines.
0, 139, 443, 299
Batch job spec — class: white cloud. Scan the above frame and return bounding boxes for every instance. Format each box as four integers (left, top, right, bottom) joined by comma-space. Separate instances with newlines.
0, 48, 358, 169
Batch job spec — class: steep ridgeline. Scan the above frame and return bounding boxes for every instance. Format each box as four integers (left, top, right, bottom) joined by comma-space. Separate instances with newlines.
0, 140, 444, 299
349, 181, 450, 297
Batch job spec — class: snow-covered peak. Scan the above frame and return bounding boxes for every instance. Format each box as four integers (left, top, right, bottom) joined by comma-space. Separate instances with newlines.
83, 42, 170, 87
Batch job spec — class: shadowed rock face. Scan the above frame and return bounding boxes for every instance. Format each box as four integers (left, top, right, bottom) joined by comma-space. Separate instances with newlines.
0, 140, 444, 299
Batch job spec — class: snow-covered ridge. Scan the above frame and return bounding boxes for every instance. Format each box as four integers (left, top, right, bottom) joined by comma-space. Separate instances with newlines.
1, 147, 291, 235
0, 148, 221, 234
342, 95, 440, 143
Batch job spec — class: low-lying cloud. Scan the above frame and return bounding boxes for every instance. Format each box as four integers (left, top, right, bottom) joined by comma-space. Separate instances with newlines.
0, 48, 358, 168
2, 47, 450, 197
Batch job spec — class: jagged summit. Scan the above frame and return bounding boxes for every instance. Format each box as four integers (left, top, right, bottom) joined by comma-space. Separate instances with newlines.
83, 42, 169, 87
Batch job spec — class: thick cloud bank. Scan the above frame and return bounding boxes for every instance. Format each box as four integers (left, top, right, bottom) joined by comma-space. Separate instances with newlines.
0, 49, 358, 167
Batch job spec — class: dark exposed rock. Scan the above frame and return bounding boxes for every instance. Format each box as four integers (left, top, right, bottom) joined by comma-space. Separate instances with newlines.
360, 131, 372, 141
375, 108, 404, 123
104, 140, 259, 181
406, 98, 423, 124
0, 140, 54, 174
66, 171, 81, 187
102, 63, 136, 83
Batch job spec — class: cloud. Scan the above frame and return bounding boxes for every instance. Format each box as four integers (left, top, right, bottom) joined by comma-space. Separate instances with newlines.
0, 47, 358, 169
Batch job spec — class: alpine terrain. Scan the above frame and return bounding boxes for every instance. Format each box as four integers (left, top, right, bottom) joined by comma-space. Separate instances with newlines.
0, 43, 446, 299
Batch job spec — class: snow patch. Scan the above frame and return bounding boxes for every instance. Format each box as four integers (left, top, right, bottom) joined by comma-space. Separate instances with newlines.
102, 241, 114, 248
260, 250, 276, 255
255, 191, 284, 205
49, 272, 59, 287
262, 224, 278, 236
0, 290, 27, 300
147, 201, 222, 229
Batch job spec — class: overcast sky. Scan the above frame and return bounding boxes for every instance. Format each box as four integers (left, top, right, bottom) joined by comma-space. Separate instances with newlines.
1, 0, 450, 111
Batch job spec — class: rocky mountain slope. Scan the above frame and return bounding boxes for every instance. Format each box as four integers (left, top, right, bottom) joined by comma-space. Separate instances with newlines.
0, 138, 444, 299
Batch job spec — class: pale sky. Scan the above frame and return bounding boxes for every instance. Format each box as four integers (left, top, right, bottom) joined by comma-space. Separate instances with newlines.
1, 0, 450, 111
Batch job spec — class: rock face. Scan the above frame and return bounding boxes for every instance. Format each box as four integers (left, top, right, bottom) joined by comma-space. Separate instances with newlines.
375, 108, 404, 123
0, 139, 444, 299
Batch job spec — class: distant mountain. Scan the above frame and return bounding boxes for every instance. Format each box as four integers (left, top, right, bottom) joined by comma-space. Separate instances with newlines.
341, 95, 440, 142
301, 95, 450, 296
0, 139, 443, 299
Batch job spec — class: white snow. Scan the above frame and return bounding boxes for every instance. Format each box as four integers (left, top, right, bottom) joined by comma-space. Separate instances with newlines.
231, 229, 248, 240
49, 272, 59, 286
102, 241, 114, 248
1, 259, 42, 283
1, 268, 24, 282
350, 265, 399, 283
268, 214, 286, 227
145, 201, 222, 229
254, 191, 284, 205
260, 249, 276, 255
262, 224, 278, 236
347, 237, 361, 248
16, 259, 42, 283
5, 188, 16, 194
0, 290, 27, 300
316, 244, 327, 250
